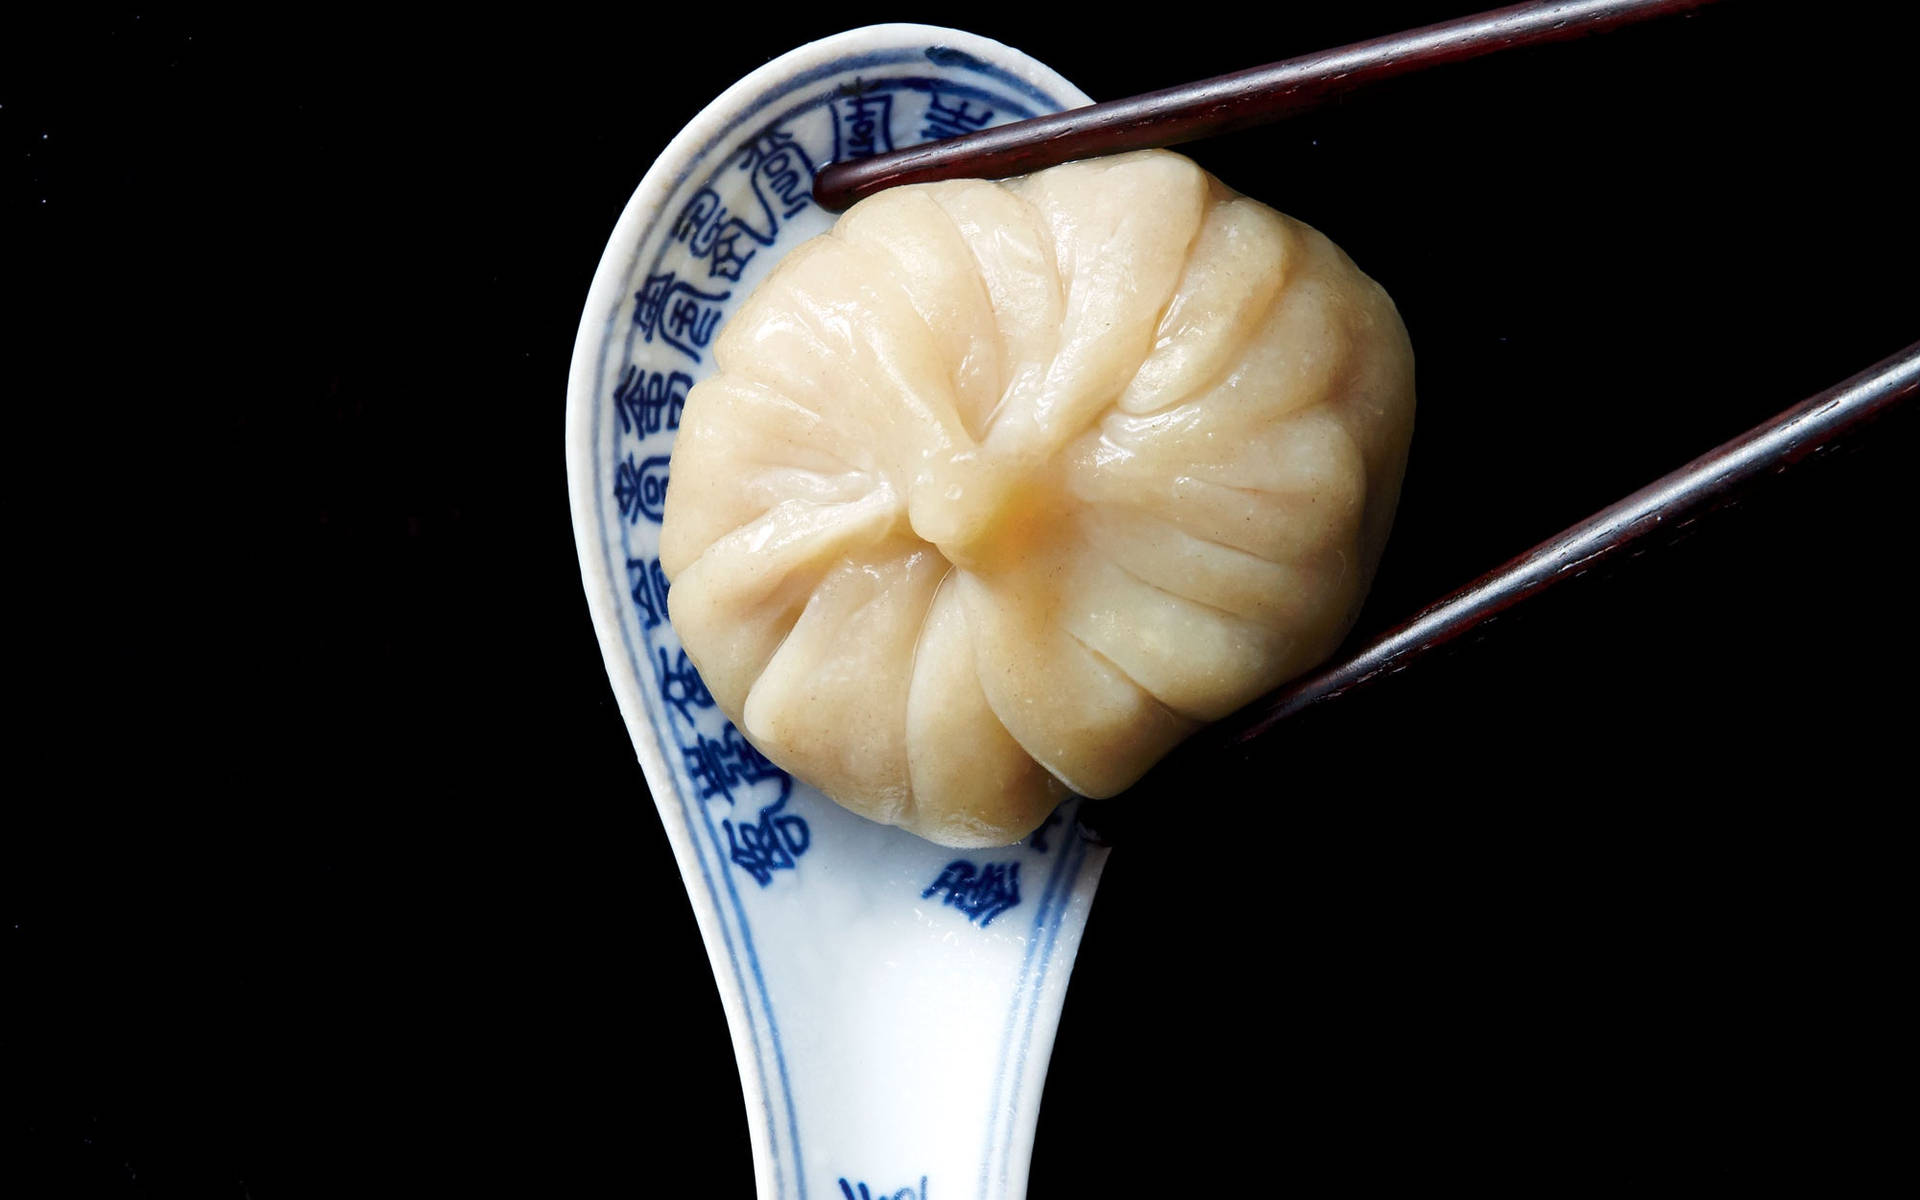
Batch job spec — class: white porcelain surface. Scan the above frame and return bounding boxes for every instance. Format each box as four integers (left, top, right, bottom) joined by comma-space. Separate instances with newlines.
566, 26, 1107, 1200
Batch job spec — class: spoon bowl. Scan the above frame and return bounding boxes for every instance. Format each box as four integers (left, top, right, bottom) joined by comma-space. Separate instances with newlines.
565, 26, 1106, 1199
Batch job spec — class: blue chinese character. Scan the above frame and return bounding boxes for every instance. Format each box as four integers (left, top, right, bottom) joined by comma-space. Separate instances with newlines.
614, 366, 691, 438
746, 129, 813, 223
635, 271, 729, 364
684, 723, 787, 806
921, 92, 993, 141
669, 127, 816, 281
724, 790, 811, 888
832, 90, 895, 161
838, 1179, 927, 1200
614, 453, 670, 524
656, 647, 714, 725
626, 556, 670, 629
923, 860, 1021, 927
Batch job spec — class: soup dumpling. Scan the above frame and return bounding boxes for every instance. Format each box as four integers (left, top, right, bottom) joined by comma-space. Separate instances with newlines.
660, 150, 1415, 847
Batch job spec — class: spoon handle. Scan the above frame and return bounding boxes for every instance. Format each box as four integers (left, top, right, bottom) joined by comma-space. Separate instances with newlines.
672, 790, 1109, 1200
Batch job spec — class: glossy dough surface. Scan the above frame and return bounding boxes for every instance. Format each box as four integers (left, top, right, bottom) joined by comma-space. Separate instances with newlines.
661, 151, 1415, 847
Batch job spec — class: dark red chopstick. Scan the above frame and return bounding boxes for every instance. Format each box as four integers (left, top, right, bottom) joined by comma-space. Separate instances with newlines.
1178, 340, 1920, 757
813, 0, 1718, 210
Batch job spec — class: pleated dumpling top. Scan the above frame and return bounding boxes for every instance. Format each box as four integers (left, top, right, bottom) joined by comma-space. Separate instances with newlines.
661, 150, 1416, 847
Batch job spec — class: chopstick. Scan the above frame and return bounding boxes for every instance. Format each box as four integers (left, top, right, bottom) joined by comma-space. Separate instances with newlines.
1182, 340, 1920, 758
812, 0, 1718, 211
805, 0, 1909, 791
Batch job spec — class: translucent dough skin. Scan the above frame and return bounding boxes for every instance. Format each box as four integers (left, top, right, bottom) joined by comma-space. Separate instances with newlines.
660, 151, 1415, 847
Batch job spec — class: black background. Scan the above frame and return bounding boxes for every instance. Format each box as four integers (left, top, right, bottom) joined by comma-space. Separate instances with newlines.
9, 3, 1915, 1195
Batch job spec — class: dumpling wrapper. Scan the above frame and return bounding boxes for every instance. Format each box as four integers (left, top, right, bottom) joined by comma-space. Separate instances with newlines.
661, 150, 1415, 847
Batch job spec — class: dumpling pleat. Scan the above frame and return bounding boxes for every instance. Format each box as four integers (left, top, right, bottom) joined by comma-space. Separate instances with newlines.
1056, 547, 1292, 723
957, 571, 1196, 799
1065, 407, 1367, 562
833, 187, 1007, 443
902, 573, 1067, 846
739, 539, 948, 827
1117, 193, 1291, 416
920, 179, 1064, 445
666, 489, 899, 716
1075, 506, 1319, 634
990, 154, 1208, 461
660, 375, 874, 575
718, 237, 973, 464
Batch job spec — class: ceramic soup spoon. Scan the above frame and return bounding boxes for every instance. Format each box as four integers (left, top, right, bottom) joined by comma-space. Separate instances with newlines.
566, 26, 1106, 1200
